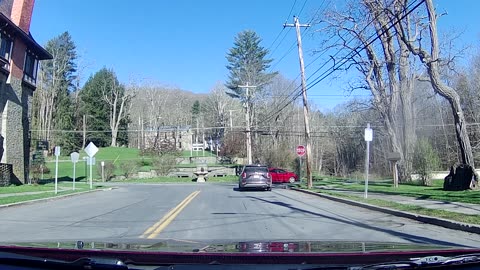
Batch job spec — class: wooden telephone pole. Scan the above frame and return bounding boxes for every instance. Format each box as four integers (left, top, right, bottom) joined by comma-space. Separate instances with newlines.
284, 16, 313, 188
238, 83, 257, 164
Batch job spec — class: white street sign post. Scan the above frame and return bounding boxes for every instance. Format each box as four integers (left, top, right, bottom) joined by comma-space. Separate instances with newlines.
84, 142, 99, 189
54, 146, 60, 194
364, 123, 373, 198
88, 157, 96, 189
70, 152, 80, 190
101, 161, 105, 182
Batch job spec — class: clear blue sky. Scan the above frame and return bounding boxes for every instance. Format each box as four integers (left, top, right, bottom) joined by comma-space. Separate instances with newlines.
30, 0, 479, 110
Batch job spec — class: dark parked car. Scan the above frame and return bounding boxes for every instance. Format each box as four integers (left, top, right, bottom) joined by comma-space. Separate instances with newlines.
238, 164, 272, 191
269, 168, 298, 183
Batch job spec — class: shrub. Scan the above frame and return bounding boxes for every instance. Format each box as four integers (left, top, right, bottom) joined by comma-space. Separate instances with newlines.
97, 161, 115, 181
413, 138, 440, 186
118, 160, 138, 178
152, 153, 179, 176
137, 158, 152, 167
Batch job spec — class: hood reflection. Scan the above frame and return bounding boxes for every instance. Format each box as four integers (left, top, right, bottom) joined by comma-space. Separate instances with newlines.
2, 240, 457, 254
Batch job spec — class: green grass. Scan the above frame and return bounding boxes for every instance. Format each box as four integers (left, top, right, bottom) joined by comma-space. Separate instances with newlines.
307, 188, 480, 225
112, 175, 237, 183
312, 177, 480, 204
39, 147, 235, 182
46, 147, 143, 163
43, 147, 147, 180
0, 182, 83, 194
0, 184, 104, 205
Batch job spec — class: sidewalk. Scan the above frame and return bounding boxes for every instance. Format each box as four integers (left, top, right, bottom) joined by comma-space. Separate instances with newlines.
0, 187, 72, 198
316, 186, 480, 215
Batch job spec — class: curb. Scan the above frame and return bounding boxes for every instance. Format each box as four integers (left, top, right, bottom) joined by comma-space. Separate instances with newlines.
291, 187, 480, 235
0, 188, 113, 209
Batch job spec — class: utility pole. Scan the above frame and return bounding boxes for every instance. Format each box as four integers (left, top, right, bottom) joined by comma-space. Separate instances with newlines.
284, 16, 313, 188
238, 83, 257, 164
82, 115, 86, 149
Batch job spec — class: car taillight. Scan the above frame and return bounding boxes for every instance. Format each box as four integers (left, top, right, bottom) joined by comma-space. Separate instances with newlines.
242, 172, 246, 178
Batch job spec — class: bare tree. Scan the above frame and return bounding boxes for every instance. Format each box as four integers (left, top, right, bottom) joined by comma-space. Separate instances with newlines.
128, 82, 206, 149
33, 35, 75, 143
203, 82, 239, 145
315, 0, 418, 182
101, 78, 134, 147
392, 0, 475, 168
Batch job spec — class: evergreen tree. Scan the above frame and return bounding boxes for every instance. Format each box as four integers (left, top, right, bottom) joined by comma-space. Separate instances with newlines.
225, 30, 276, 101
79, 68, 129, 147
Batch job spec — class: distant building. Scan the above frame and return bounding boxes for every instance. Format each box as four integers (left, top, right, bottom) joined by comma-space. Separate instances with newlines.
137, 126, 193, 152
0, 0, 52, 183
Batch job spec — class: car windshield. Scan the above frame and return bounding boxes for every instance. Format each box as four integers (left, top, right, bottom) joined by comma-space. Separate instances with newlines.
0, 0, 479, 259
244, 166, 268, 172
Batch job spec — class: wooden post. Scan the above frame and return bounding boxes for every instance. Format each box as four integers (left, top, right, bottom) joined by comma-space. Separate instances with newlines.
285, 16, 313, 188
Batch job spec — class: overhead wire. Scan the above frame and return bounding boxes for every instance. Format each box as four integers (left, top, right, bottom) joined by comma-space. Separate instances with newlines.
304, 0, 424, 92
261, 0, 329, 123
257, 0, 425, 125
266, 0, 298, 57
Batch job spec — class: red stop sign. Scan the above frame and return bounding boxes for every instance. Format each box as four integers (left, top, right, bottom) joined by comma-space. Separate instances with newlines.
296, 145, 306, 157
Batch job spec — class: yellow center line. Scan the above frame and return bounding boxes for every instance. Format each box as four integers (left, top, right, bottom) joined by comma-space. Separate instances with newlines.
140, 190, 201, 239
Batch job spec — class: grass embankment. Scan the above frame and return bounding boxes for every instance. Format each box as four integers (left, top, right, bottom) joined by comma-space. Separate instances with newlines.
40, 147, 230, 181
0, 183, 104, 205
312, 177, 480, 204
300, 177, 480, 225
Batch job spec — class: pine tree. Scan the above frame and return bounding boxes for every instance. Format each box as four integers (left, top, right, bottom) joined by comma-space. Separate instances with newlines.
225, 30, 276, 101
79, 68, 129, 147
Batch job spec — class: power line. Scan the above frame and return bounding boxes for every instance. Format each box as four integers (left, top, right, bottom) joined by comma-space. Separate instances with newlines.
286, 0, 298, 21
266, 0, 298, 57
261, 1, 329, 119
258, 0, 425, 125
32, 121, 479, 135
297, 0, 308, 18
305, 0, 424, 92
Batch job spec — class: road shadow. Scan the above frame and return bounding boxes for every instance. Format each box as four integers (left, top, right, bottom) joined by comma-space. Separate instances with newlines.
38, 176, 87, 184
233, 184, 288, 192
233, 187, 269, 192
244, 195, 472, 248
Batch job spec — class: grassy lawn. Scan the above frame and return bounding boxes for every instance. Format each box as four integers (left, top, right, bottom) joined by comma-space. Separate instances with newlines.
0, 183, 104, 205
0, 182, 85, 194
39, 147, 232, 181
313, 177, 480, 204
306, 188, 480, 225
112, 175, 237, 183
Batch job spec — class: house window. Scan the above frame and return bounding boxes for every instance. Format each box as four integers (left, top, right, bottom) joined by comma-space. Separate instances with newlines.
23, 52, 38, 85
0, 33, 12, 70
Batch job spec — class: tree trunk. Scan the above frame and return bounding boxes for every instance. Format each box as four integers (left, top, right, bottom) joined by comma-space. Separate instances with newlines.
394, 0, 475, 168
111, 132, 117, 147
398, 40, 416, 181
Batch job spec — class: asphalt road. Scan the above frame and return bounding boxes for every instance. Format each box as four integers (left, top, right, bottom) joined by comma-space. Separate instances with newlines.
0, 183, 479, 248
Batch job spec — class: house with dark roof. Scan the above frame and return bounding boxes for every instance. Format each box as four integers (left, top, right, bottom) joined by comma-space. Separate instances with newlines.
0, 0, 52, 184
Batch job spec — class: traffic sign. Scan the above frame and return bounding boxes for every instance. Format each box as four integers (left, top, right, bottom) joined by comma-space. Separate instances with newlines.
54, 146, 61, 157
296, 145, 306, 157
365, 125, 373, 142
70, 152, 80, 163
84, 142, 99, 157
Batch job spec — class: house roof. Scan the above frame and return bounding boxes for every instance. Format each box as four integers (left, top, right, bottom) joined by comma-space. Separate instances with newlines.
0, 12, 52, 60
